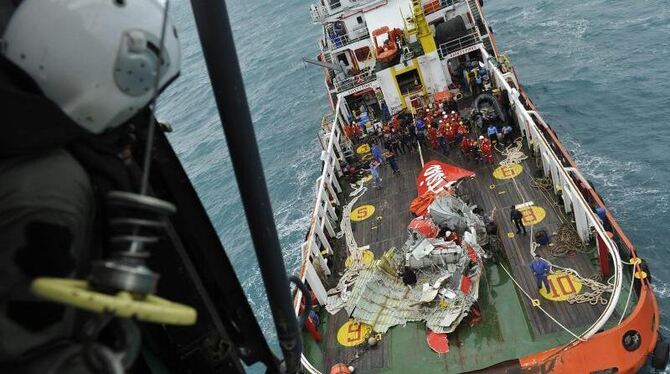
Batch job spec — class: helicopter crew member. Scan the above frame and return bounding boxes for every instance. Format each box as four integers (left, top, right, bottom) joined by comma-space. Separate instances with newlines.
0, 0, 181, 367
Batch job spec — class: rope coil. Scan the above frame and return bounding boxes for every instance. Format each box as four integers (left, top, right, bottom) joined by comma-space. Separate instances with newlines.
495, 138, 527, 166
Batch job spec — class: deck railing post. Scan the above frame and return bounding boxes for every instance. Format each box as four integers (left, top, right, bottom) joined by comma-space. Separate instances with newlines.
304, 260, 329, 305
315, 220, 334, 254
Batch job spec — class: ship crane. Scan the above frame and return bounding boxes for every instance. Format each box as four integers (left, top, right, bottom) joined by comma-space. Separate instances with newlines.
302, 57, 346, 74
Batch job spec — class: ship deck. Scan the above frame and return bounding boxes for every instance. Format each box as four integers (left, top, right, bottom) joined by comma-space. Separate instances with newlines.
303, 123, 627, 372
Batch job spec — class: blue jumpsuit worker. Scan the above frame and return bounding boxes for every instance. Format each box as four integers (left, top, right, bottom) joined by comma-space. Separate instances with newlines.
502, 125, 513, 145
371, 143, 384, 164
415, 118, 427, 145
369, 160, 383, 189
487, 124, 499, 143
530, 254, 551, 293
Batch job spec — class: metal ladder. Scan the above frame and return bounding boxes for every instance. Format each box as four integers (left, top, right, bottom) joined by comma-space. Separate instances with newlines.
466, 0, 494, 54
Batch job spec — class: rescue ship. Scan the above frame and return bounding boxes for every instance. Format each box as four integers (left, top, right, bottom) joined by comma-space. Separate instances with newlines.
5, 1, 666, 373
295, 0, 669, 372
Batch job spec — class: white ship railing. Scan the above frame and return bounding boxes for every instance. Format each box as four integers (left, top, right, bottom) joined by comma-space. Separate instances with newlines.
324, 27, 370, 51
481, 48, 623, 341
334, 70, 376, 92
423, 0, 460, 15
437, 30, 480, 59
310, 0, 387, 23
294, 98, 350, 374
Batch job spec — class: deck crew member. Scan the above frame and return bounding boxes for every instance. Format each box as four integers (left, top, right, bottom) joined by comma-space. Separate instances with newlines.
402, 128, 416, 152
455, 121, 468, 145
478, 136, 494, 163
415, 118, 427, 145
371, 143, 384, 163
460, 136, 472, 156
427, 125, 438, 149
487, 124, 499, 143
530, 254, 552, 293
437, 126, 448, 155
368, 160, 383, 189
387, 151, 400, 174
510, 205, 527, 235
502, 124, 513, 145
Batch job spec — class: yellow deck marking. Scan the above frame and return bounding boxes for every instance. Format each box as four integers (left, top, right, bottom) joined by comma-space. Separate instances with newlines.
520, 206, 546, 226
337, 320, 372, 347
345, 249, 375, 268
356, 143, 371, 154
493, 164, 523, 180
539, 272, 582, 301
351, 204, 375, 222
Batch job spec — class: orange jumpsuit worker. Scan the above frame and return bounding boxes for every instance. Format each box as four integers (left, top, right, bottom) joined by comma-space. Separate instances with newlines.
479, 135, 494, 163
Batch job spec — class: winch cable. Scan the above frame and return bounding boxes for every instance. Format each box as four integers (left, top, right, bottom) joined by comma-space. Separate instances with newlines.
498, 261, 585, 342
618, 258, 637, 324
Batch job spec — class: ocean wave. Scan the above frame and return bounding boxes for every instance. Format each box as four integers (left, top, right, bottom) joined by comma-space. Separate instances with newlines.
653, 281, 670, 300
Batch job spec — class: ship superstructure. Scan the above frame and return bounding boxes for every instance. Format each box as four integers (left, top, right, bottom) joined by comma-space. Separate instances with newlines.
293, 0, 668, 373
308, 0, 494, 114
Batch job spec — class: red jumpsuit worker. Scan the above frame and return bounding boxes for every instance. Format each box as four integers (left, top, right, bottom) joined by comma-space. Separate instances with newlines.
460, 136, 472, 155
427, 125, 438, 149
479, 135, 494, 163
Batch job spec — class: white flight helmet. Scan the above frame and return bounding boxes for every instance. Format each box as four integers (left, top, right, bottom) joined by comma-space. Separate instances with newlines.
2, 0, 181, 134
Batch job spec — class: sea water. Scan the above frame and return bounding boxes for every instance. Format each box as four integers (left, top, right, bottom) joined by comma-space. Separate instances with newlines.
159, 0, 670, 372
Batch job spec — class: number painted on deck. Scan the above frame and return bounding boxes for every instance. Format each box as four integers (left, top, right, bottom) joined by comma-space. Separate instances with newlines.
540, 272, 583, 301
493, 164, 523, 180
520, 206, 546, 226
351, 205, 375, 222
337, 320, 372, 346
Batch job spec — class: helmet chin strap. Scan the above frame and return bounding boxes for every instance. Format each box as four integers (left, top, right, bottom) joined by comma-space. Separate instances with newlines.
139, 0, 171, 196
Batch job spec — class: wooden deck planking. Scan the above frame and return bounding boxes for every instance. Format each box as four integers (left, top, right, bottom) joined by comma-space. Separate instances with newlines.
320, 152, 420, 371
349, 153, 422, 259
319, 138, 606, 371
423, 145, 606, 337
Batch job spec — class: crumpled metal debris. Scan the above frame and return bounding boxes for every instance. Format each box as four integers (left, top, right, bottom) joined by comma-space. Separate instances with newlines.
326, 193, 486, 335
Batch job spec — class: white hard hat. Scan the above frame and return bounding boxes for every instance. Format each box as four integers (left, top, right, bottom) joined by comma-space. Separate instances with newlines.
2, 0, 181, 134
451, 111, 456, 114
479, 135, 484, 140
